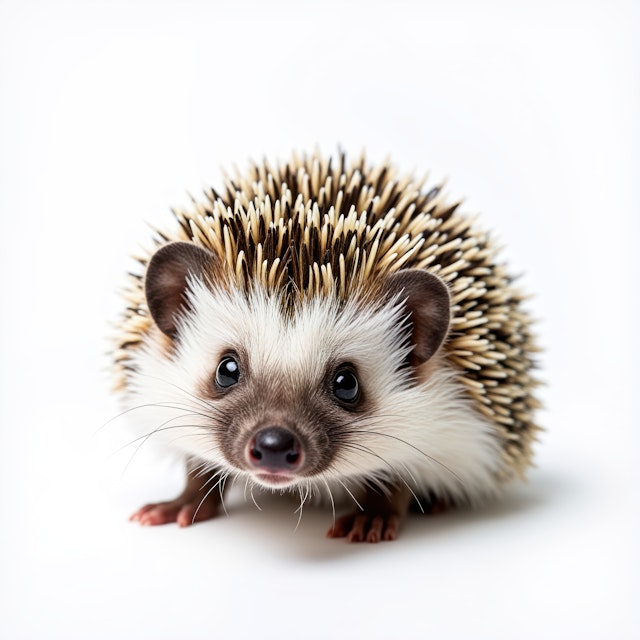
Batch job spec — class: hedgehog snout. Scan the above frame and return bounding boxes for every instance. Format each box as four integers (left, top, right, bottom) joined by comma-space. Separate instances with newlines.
245, 426, 305, 484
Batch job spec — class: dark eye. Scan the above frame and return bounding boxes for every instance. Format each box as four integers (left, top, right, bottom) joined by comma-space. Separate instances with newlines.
333, 367, 360, 404
215, 356, 240, 389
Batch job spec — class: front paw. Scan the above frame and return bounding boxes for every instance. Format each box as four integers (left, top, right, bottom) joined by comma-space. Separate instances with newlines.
326, 511, 402, 543
129, 492, 220, 528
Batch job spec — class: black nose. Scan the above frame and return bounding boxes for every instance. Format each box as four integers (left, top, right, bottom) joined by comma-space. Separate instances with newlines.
248, 427, 302, 471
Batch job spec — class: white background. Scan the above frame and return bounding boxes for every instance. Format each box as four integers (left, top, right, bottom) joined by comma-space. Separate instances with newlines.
1, 0, 638, 638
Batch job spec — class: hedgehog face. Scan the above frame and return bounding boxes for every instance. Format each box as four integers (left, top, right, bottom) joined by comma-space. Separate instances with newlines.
127, 241, 462, 494
157, 278, 416, 490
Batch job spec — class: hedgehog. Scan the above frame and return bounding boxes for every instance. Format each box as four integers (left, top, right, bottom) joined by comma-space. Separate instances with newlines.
114, 150, 541, 543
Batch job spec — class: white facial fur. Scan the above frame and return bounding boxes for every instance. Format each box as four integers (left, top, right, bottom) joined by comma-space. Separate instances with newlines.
124, 278, 506, 506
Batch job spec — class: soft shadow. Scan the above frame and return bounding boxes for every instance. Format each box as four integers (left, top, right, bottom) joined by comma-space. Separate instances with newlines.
395, 468, 585, 545
190, 469, 583, 562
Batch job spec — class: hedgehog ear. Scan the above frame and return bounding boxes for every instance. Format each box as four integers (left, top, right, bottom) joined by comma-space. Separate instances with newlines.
383, 269, 451, 367
144, 241, 217, 339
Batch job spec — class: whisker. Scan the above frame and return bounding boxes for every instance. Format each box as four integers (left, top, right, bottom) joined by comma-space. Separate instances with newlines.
97, 400, 215, 436
337, 479, 363, 511
194, 463, 221, 482
219, 473, 230, 516
340, 428, 463, 486
321, 477, 337, 527
323, 435, 430, 514
398, 462, 425, 513
136, 373, 223, 415
201, 467, 225, 490
113, 418, 208, 456
293, 480, 311, 513
191, 468, 225, 524
339, 440, 425, 512
249, 483, 262, 511
293, 486, 305, 532
117, 412, 208, 482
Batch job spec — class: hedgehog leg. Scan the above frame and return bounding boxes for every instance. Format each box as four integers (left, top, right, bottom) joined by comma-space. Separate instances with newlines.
326, 486, 412, 543
129, 463, 224, 527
